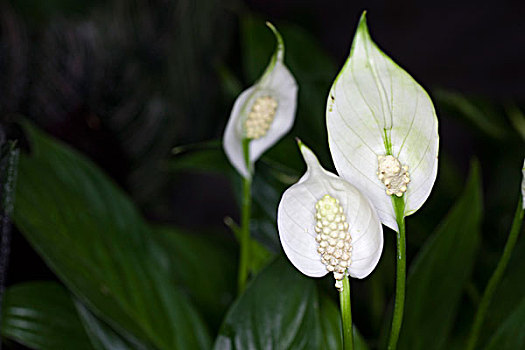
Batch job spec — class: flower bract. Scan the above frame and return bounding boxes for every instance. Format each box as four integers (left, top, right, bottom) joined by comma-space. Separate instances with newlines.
326, 12, 439, 231
223, 23, 298, 178
277, 141, 383, 289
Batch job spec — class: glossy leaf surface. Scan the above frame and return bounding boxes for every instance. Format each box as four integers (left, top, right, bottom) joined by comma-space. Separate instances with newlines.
1, 282, 93, 350
397, 162, 482, 349
14, 122, 210, 349
214, 257, 369, 349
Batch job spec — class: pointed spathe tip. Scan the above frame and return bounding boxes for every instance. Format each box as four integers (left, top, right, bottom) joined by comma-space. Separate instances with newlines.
295, 138, 310, 157
295, 137, 304, 149
295, 139, 316, 162
265, 21, 284, 56
295, 140, 323, 174
357, 10, 370, 34
296, 138, 311, 160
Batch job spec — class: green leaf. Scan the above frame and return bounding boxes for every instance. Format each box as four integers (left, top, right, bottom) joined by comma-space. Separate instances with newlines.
224, 216, 274, 277
1, 282, 94, 350
14, 122, 210, 349
214, 257, 369, 349
318, 294, 343, 350
318, 294, 369, 350
434, 89, 508, 139
217, 64, 243, 100
214, 257, 320, 349
168, 140, 232, 175
397, 161, 483, 349
2, 281, 144, 350
485, 296, 525, 350
477, 237, 525, 345
506, 104, 525, 141
74, 301, 146, 350
151, 226, 237, 331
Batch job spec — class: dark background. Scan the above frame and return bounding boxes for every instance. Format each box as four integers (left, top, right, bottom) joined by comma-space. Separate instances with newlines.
1, 0, 524, 348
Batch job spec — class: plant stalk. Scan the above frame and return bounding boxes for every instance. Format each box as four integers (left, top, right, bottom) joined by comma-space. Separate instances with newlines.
237, 139, 252, 294
340, 275, 354, 350
466, 196, 524, 350
388, 196, 406, 350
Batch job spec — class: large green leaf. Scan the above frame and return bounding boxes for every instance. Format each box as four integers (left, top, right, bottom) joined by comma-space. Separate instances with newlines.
397, 162, 483, 349
74, 300, 146, 350
1, 282, 94, 350
214, 257, 321, 349
168, 140, 232, 175
485, 296, 525, 350
478, 238, 525, 345
318, 294, 343, 350
214, 257, 368, 349
433, 89, 509, 140
318, 293, 369, 350
13, 122, 210, 349
151, 226, 237, 331
2, 281, 145, 350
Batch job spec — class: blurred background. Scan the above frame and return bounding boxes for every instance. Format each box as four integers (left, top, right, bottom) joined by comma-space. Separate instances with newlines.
1, 0, 525, 348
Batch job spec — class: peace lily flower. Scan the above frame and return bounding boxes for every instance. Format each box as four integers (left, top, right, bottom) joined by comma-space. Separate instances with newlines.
326, 12, 439, 231
277, 141, 383, 291
223, 22, 298, 179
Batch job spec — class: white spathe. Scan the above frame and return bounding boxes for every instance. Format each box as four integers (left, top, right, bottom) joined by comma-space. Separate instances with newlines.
223, 23, 298, 179
277, 142, 383, 279
326, 12, 439, 231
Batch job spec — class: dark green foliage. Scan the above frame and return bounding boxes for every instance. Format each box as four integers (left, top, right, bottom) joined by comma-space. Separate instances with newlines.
2, 3, 525, 349
214, 257, 368, 350
13, 123, 210, 349
485, 296, 525, 350
2, 282, 94, 350
398, 162, 483, 349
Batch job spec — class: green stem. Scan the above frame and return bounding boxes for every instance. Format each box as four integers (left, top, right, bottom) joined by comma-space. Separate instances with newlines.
237, 139, 252, 294
466, 196, 524, 350
388, 196, 406, 350
340, 275, 354, 350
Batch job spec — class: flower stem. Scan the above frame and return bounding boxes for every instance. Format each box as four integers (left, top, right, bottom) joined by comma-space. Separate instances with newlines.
237, 139, 252, 294
340, 275, 354, 350
388, 196, 406, 350
466, 196, 524, 350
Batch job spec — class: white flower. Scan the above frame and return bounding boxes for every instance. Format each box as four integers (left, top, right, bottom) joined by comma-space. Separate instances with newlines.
277, 141, 383, 290
326, 12, 439, 231
223, 23, 298, 178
